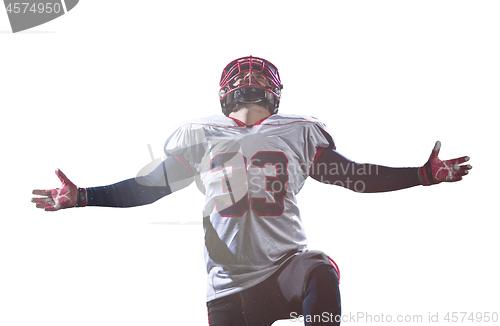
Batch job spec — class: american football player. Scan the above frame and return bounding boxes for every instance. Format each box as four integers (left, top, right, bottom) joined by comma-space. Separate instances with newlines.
32, 56, 471, 325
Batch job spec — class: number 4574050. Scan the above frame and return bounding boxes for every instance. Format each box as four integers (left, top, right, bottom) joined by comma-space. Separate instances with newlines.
6, 2, 62, 14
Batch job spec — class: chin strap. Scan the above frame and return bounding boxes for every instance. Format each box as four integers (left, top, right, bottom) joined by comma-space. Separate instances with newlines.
418, 141, 472, 186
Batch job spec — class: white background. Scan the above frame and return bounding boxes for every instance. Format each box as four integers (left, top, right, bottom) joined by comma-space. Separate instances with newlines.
1, 1, 499, 325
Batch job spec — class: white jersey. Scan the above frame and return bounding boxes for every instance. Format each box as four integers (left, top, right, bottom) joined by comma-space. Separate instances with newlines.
164, 114, 335, 301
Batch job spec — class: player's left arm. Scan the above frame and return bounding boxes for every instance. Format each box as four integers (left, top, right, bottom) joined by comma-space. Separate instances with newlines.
310, 141, 472, 193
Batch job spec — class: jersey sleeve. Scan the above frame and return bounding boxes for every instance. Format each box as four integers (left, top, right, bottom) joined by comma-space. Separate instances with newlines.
164, 123, 206, 176
305, 116, 336, 167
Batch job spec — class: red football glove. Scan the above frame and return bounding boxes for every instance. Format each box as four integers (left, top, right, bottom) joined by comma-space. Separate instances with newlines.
418, 141, 472, 186
32, 169, 87, 211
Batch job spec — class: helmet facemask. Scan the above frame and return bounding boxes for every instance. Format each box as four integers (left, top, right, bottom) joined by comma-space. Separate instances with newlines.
219, 56, 283, 116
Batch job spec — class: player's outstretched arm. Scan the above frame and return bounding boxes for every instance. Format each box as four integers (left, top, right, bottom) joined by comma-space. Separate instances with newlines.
32, 169, 86, 211
310, 141, 471, 193
85, 155, 194, 207
32, 156, 194, 210
418, 141, 471, 185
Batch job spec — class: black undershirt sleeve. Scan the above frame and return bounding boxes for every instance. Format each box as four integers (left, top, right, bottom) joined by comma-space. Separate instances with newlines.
310, 148, 420, 193
86, 155, 193, 207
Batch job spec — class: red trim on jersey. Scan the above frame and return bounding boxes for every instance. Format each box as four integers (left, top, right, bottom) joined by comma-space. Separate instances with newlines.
228, 117, 246, 126
228, 116, 271, 127
310, 147, 325, 173
252, 116, 271, 126
328, 256, 340, 283
306, 249, 340, 283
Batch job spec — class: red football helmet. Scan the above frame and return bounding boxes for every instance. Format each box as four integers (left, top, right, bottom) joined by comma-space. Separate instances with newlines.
219, 56, 283, 116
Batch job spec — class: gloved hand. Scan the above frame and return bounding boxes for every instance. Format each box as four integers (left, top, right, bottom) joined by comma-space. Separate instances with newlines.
32, 169, 86, 211
418, 141, 472, 186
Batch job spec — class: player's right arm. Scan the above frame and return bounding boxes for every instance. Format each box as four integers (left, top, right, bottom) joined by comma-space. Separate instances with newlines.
31, 155, 193, 211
